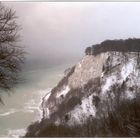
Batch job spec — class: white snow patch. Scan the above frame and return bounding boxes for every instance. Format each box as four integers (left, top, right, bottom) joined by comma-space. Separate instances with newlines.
101, 57, 138, 100
121, 60, 135, 81
126, 91, 136, 100
112, 55, 119, 67
102, 75, 117, 94
68, 95, 96, 125
77, 62, 82, 68
56, 86, 70, 98
101, 72, 104, 78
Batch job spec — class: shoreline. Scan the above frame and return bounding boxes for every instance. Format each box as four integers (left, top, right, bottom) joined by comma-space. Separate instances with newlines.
40, 89, 52, 121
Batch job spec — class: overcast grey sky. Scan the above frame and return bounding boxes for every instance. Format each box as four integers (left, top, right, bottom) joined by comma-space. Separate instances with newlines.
4, 2, 140, 66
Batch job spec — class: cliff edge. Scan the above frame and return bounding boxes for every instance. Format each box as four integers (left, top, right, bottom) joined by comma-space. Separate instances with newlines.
25, 38, 140, 137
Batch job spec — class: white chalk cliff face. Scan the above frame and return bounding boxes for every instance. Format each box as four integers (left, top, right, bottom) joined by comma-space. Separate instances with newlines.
42, 51, 140, 126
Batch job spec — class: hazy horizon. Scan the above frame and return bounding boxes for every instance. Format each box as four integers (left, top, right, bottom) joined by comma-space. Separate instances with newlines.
4, 2, 140, 70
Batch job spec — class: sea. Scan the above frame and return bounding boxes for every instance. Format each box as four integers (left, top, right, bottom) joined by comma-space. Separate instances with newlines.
0, 62, 76, 137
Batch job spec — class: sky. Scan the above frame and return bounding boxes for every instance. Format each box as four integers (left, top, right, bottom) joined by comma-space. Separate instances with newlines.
3, 2, 140, 68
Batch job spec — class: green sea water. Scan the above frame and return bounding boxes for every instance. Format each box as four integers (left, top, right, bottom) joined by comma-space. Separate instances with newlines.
0, 62, 75, 137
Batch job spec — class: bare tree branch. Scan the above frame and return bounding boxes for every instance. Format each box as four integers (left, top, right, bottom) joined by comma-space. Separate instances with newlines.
0, 3, 25, 92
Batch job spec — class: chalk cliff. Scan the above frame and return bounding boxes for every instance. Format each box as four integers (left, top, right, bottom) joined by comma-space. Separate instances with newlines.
25, 39, 140, 137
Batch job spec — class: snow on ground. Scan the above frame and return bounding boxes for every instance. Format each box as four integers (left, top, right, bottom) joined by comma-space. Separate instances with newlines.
102, 75, 117, 95
67, 55, 138, 125
68, 95, 96, 125
111, 53, 120, 67
56, 86, 70, 98
68, 53, 140, 125
125, 91, 136, 100
121, 59, 135, 81
101, 57, 138, 100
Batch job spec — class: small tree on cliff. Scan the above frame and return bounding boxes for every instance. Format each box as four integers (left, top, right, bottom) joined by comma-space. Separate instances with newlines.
0, 3, 25, 93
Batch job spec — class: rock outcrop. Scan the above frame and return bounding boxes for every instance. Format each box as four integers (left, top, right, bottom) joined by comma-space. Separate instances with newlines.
25, 39, 140, 137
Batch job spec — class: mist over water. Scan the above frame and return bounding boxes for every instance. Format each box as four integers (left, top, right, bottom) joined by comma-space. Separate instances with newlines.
0, 61, 76, 137
1, 2, 140, 137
